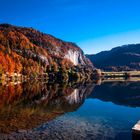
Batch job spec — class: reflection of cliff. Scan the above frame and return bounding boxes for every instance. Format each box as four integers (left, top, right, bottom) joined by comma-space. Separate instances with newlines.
64, 84, 94, 105
0, 82, 95, 133
89, 81, 140, 107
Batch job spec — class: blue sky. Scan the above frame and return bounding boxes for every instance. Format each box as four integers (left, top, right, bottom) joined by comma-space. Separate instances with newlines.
0, 0, 140, 54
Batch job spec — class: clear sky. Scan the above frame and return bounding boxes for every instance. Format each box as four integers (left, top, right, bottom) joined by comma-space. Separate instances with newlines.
0, 0, 140, 54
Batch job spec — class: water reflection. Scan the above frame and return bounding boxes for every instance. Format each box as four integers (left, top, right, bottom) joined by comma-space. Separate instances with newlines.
89, 81, 140, 107
0, 79, 140, 140
0, 81, 95, 134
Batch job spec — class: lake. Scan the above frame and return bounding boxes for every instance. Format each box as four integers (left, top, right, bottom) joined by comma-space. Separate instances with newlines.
0, 80, 140, 140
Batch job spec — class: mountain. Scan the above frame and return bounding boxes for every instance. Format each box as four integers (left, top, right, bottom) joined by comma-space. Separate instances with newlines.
87, 44, 140, 71
0, 24, 93, 80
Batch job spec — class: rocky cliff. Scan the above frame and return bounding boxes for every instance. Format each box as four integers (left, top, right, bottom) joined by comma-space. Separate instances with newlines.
0, 24, 93, 79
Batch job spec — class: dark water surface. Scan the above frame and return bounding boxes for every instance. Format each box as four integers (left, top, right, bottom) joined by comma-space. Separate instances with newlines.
0, 81, 140, 140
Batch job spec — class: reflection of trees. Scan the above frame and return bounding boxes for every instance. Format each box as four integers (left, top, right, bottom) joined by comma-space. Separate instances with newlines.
0, 84, 23, 108
0, 81, 95, 133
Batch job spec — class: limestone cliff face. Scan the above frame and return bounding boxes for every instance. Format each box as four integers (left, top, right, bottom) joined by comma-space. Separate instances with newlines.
64, 50, 88, 66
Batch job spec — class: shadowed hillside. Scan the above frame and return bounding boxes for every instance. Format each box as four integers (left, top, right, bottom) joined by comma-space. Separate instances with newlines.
87, 44, 140, 71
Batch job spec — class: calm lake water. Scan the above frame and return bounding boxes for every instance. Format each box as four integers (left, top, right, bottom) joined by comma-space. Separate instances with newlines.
0, 80, 140, 140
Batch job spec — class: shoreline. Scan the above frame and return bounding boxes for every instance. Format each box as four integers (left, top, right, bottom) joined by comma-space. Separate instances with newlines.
1, 70, 140, 83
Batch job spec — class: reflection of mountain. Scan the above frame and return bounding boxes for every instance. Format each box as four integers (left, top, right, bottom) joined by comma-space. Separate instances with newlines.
89, 82, 140, 107
0, 82, 95, 133
1, 80, 140, 139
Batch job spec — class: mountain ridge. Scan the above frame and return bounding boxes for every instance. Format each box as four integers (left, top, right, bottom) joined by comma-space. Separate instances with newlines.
0, 24, 93, 81
87, 44, 140, 71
